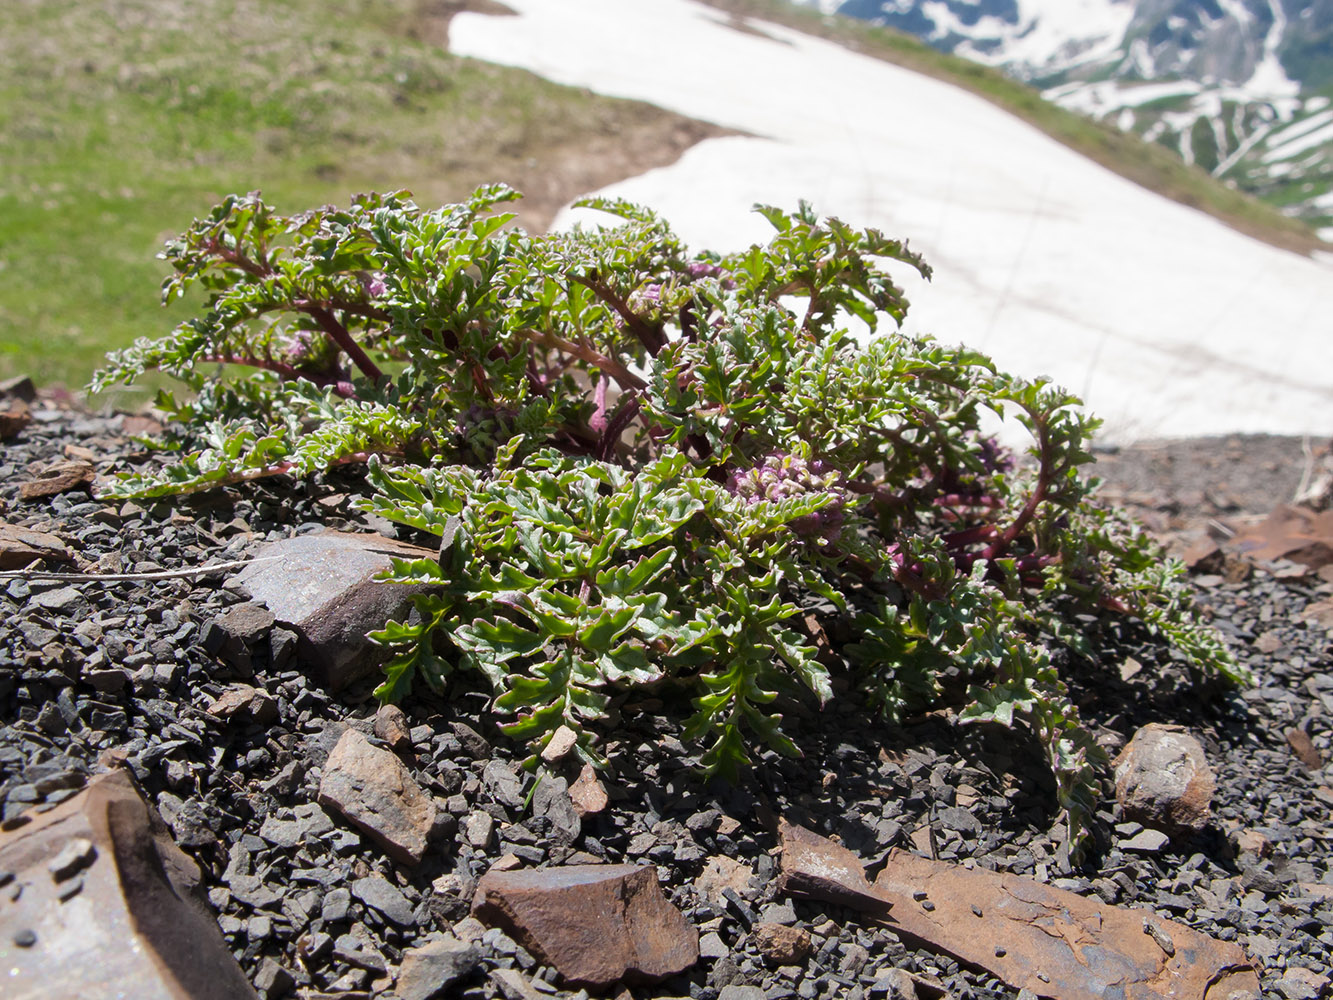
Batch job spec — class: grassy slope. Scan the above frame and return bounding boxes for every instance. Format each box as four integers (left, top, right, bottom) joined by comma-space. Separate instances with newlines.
702, 0, 1328, 257
0, 0, 716, 393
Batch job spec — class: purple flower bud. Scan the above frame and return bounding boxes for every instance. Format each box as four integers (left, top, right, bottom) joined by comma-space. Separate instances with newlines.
357, 271, 388, 298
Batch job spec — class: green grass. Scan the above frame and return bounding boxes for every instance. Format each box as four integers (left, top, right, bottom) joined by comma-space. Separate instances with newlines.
701, 0, 1328, 257
0, 0, 708, 394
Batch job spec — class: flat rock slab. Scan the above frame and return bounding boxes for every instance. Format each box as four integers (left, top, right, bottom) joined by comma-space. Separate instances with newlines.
0, 769, 257, 1000
776, 818, 891, 914
317, 728, 436, 865
0, 522, 73, 570
229, 531, 440, 689
872, 849, 1259, 1000
472, 864, 699, 988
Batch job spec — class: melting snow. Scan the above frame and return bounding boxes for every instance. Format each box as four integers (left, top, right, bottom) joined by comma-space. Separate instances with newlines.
450, 0, 1333, 444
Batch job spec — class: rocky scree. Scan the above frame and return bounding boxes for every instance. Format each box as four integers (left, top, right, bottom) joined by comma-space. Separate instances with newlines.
2, 401, 1333, 999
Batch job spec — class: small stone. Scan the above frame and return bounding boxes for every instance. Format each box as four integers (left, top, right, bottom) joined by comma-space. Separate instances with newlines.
531, 777, 581, 846
374, 704, 414, 752
1114, 724, 1215, 833
254, 957, 295, 998
207, 684, 279, 726
699, 931, 729, 959
317, 728, 437, 865
322, 888, 351, 922
541, 725, 580, 763
47, 837, 96, 880
490, 968, 547, 1000
451, 721, 492, 760
752, 922, 811, 965
1286, 728, 1324, 770
483, 760, 526, 809
19, 460, 94, 499
13, 928, 37, 948
396, 936, 483, 1000
472, 864, 699, 988
0, 523, 73, 570
1276, 967, 1329, 1000
1122, 829, 1171, 853
466, 811, 495, 850
569, 764, 609, 817
229, 531, 443, 689
351, 875, 416, 926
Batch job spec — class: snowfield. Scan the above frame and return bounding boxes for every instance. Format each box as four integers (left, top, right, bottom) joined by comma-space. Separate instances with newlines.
450, 0, 1333, 444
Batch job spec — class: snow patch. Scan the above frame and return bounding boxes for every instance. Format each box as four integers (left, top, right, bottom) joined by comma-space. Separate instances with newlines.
449, 0, 1333, 443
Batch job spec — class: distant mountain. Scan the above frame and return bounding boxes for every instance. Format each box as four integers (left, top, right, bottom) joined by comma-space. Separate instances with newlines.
811, 0, 1333, 237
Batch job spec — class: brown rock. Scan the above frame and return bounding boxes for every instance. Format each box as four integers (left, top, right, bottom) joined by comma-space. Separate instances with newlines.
752, 922, 811, 965
0, 769, 258, 1000
695, 856, 753, 906
569, 763, 609, 817
871, 847, 1259, 1000
0, 522, 73, 570
19, 460, 95, 500
229, 531, 442, 689
317, 728, 436, 865
471, 864, 699, 988
0, 375, 36, 401
206, 683, 279, 725
777, 818, 892, 914
540, 724, 579, 763
1231, 828, 1273, 859
0, 398, 31, 439
1286, 728, 1324, 770
374, 704, 414, 753
1114, 724, 1215, 833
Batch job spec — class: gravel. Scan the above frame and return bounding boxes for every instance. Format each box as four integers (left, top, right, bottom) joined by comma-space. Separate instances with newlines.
2, 403, 1332, 999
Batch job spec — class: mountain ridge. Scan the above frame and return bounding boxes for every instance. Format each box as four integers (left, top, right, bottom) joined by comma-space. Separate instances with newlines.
810, 0, 1333, 236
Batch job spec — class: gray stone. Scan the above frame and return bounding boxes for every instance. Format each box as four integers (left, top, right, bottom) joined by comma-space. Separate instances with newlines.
318, 729, 437, 865
351, 875, 416, 926
719, 988, 767, 1000
1122, 828, 1171, 853
483, 760, 525, 809
229, 531, 442, 689
531, 777, 581, 846
396, 936, 483, 1000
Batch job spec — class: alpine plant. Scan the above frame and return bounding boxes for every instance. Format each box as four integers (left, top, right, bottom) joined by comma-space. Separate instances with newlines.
93, 186, 1246, 854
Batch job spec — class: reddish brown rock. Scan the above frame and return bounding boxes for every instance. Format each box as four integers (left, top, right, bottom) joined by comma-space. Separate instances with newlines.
695, 856, 753, 906
206, 683, 279, 725
19, 460, 95, 500
569, 763, 609, 817
374, 704, 414, 753
777, 818, 892, 914
0, 769, 258, 1000
752, 922, 811, 965
870, 848, 1260, 1000
0, 522, 73, 570
1114, 724, 1215, 833
0, 398, 31, 439
471, 864, 699, 988
229, 531, 441, 689
317, 728, 436, 865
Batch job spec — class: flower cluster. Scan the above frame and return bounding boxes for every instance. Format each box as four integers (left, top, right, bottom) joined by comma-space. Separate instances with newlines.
726, 452, 850, 540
